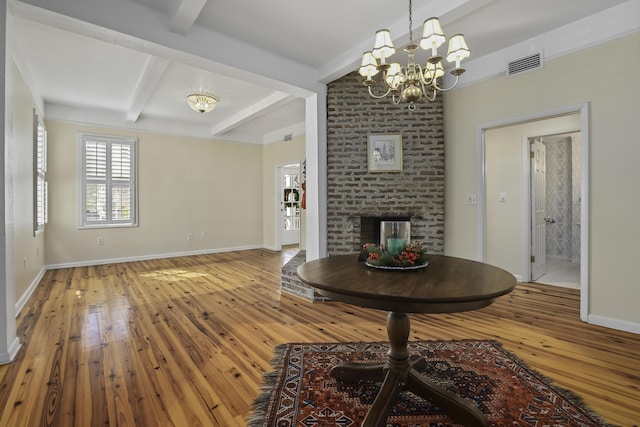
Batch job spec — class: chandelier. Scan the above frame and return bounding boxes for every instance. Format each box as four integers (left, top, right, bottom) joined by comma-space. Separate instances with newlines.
187, 93, 219, 113
358, 0, 470, 109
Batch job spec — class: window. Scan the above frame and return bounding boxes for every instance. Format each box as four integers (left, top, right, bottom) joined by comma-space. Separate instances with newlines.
79, 133, 137, 227
34, 110, 47, 235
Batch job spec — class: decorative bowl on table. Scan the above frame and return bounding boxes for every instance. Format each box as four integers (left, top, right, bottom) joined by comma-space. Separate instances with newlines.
359, 242, 429, 270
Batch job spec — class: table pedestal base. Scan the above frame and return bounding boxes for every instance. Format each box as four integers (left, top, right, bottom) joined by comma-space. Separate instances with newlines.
329, 312, 488, 427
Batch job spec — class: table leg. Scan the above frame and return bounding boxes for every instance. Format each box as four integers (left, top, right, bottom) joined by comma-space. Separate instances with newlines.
330, 311, 488, 427
407, 367, 488, 427
330, 312, 411, 427
330, 362, 385, 382
361, 312, 411, 427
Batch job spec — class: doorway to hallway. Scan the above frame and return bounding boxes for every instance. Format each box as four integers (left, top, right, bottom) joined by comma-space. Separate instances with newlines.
277, 164, 301, 247
479, 103, 589, 320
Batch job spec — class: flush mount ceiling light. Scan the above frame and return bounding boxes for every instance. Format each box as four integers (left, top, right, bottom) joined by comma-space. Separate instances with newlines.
359, 0, 470, 109
186, 93, 219, 113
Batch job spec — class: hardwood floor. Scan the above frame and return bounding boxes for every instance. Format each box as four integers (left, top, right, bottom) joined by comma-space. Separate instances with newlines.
0, 248, 638, 426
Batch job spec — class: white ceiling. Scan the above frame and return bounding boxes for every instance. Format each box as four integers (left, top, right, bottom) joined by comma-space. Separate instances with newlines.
10, 0, 637, 144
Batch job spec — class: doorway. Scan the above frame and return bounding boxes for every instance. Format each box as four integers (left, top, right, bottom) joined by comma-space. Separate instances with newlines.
277, 164, 301, 247
479, 103, 589, 321
530, 133, 581, 289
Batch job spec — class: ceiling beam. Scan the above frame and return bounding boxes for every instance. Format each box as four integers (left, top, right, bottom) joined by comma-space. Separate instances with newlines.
209, 92, 294, 136
169, 0, 208, 36
125, 55, 170, 123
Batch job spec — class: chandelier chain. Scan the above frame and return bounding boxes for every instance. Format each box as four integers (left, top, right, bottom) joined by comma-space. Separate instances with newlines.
408, 0, 413, 43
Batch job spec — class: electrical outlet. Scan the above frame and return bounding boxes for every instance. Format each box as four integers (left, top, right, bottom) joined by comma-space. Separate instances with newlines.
467, 194, 477, 205
200, 231, 207, 239
187, 233, 193, 240
97, 237, 104, 245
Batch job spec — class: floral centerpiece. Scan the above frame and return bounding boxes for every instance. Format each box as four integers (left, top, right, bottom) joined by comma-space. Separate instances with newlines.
360, 241, 429, 269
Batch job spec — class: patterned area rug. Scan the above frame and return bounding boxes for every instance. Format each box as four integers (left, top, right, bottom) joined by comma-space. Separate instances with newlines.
249, 340, 612, 427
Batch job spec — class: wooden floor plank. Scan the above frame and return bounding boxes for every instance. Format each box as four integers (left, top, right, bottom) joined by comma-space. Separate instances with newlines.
0, 248, 638, 426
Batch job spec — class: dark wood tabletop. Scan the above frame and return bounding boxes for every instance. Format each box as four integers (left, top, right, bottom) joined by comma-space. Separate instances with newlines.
297, 253, 516, 313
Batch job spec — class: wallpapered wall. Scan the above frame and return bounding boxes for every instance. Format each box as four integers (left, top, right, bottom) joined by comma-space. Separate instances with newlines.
544, 134, 581, 262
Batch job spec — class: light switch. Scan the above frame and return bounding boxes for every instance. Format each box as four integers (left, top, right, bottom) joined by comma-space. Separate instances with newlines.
499, 192, 507, 202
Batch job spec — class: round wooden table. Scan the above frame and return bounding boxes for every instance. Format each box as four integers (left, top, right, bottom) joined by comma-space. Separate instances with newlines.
297, 254, 516, 427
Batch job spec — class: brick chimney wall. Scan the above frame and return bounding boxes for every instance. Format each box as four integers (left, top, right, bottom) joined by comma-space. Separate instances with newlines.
326, 71, 445, 255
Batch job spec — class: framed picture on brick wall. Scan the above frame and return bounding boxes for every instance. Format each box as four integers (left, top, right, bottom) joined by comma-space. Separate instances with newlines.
368, 132, 402, 172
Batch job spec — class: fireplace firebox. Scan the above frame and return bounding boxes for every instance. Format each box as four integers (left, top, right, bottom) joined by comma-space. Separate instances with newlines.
360, 217, 411, 248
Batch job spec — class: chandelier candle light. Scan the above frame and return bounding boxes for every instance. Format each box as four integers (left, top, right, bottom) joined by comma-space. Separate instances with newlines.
359, 0, 470, 109
187, 93, 219, 113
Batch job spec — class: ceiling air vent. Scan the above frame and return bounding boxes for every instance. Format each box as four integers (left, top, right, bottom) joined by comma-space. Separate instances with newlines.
507, 52, 543, 77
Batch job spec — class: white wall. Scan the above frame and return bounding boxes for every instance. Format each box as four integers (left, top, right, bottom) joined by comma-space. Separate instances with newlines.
444, 33, 640, 329
45, 121, 264, 266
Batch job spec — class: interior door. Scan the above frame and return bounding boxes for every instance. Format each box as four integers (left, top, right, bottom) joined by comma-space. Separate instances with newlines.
531, 138, 547, 281
279, 165, 301, 246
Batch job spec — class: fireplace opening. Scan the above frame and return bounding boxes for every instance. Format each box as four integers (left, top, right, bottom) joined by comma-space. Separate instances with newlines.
360, 216, 411, 248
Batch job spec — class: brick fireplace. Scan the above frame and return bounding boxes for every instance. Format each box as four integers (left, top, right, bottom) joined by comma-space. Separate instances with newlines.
326, 71, 445, 255
281, 71, 445, 301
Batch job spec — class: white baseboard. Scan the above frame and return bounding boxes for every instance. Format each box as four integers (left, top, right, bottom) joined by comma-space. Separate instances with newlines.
46, 244, 264, 270
588, 314, 640, 335
15, 266, 47, 316
0, 337, 21, 365
513, 274, 525, 282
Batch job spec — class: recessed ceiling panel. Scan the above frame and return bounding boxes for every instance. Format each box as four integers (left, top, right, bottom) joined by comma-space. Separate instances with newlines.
15, 17, 149, 111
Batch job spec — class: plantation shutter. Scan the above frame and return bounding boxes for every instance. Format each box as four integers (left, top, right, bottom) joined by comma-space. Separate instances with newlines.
34, 112, 47, 234
84, 138, 108, 223
82, 134, 136, 226
110, 142, 133, 221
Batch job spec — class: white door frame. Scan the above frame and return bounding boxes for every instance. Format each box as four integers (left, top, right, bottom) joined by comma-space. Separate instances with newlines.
476, 103, 590, 321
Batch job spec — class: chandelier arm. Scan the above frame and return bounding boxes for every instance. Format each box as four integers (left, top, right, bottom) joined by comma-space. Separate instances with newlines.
414, 63, 428, 85
418, 78, 428, 99
424, 86, 437, 102
430, 74, 461, 92
367, 84, 393, 99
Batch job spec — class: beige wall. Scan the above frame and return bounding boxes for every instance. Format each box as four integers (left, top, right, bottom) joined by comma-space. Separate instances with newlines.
45, 121, 264, 266
262, 135, 305, 250
444, 33, 640, 327
11, 64, 46, 307
485, 115, 580, 278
